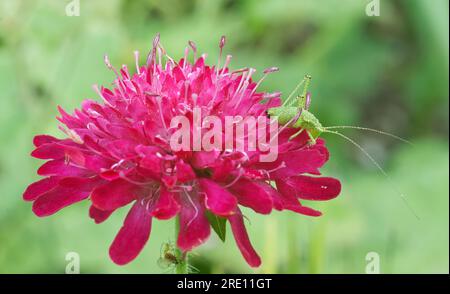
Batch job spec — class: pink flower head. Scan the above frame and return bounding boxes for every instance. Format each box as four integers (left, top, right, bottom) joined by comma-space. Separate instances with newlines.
24, 35, 341, 267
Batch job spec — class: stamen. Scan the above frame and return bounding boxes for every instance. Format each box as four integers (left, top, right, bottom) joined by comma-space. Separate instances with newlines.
154, 134, 168, 145
216, 35, 226, 76
188, 40, 197, 61
104, 55, 120, 78
232, 70, 247, 100
184, 81, 189, 104
220, 54, 232, 76
158, 43, 176, 66
222, 150, 250, 162
111, 159, 126, 170
251, 67, 279, 96
64, 154, 70, 165
219, 35, 226, 50
145, 196, 157, 212
223, 168, 244, 188
177, 102, 192, 115
183, 46, 189, 70
157, 46, 162, 67
146, 33, 160, 67
175, 184, 193, 192
263, 67, 279, 74
263, 92, 282, 99
134, 51, 140, 74
183, 189, 199, 229
266, 161, 286, 173
191, 93, 198, 107
155, 95, 168, 131
231, 68, 249, 74
92, 84, 113, 107
63, 128, 83, 144
234, 68, 255, 109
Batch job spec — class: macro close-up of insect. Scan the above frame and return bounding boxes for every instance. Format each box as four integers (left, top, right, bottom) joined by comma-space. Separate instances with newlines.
158, 242, 197, 274
267, 73, 418, 218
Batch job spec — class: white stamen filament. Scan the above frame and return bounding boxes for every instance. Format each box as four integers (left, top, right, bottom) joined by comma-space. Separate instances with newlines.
92, 84, 113, 107
104, 55, 120, 79
183, 46, 189, 71
188, 40, 197, 61
266, 161, 287, 173
220, 54, 233, 76
155, 96, 168, 131
183, 189, 199, 229
223, 168, 244, 188
134, 51, 140, 74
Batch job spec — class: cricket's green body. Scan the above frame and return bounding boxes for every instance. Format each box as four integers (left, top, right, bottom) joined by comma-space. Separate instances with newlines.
267, 106, 324, 140
267, 75, 324, 143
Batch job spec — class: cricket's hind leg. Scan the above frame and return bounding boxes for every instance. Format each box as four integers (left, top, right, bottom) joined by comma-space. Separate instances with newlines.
288, 128, 304, 141
289, 129, 317, 146
286, 108, 305, 141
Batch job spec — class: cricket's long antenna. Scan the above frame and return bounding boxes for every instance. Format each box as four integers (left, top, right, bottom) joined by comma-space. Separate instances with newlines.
324, 129, 420, 220
325, 126, 413, 145
284, 78, 306, 106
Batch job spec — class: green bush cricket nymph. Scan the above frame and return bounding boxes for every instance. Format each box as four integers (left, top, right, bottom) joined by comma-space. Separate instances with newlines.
157, 242, 198, 273
267, 75, 419, 219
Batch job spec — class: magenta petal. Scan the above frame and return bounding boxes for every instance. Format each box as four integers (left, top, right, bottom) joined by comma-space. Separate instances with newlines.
175, 160, 196, 183
258, 182, 284, 211
287, 205, 322, 217
191, 150, 219, 168
273, 149, 327, 178
32, 177, 98, 217
275, 179, 323, 217
228, 209, 261, 267
177, 195, 210, 252
83, 155, 112, 172
199, 179, 237, 216
23, 177, 60, 201
152, 187, 180, 220
99, 170, 122, 181
37, 159, 90, 177
33, 135, 59, 147
91, 179, 139, 211
229, 179, 273, 214
283, 176, 341, 200
31, 143, 65, 159
89, 205, 113, 224
109, 201, 152, 265
252, 148, 327, 179
139, 154, 162, 173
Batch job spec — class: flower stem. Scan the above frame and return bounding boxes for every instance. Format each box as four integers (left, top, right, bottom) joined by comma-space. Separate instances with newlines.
174, 216, 189, 274
175, 252, 189, 274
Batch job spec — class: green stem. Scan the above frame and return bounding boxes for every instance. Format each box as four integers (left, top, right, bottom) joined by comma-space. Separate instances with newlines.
174, 216, 189, 274
175, 253, 189, 274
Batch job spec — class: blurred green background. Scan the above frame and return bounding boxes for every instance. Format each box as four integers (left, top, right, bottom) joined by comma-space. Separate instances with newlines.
0, 0, 448, 274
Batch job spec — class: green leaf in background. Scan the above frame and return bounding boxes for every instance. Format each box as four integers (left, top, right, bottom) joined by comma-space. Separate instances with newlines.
206, 211, 227, 242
